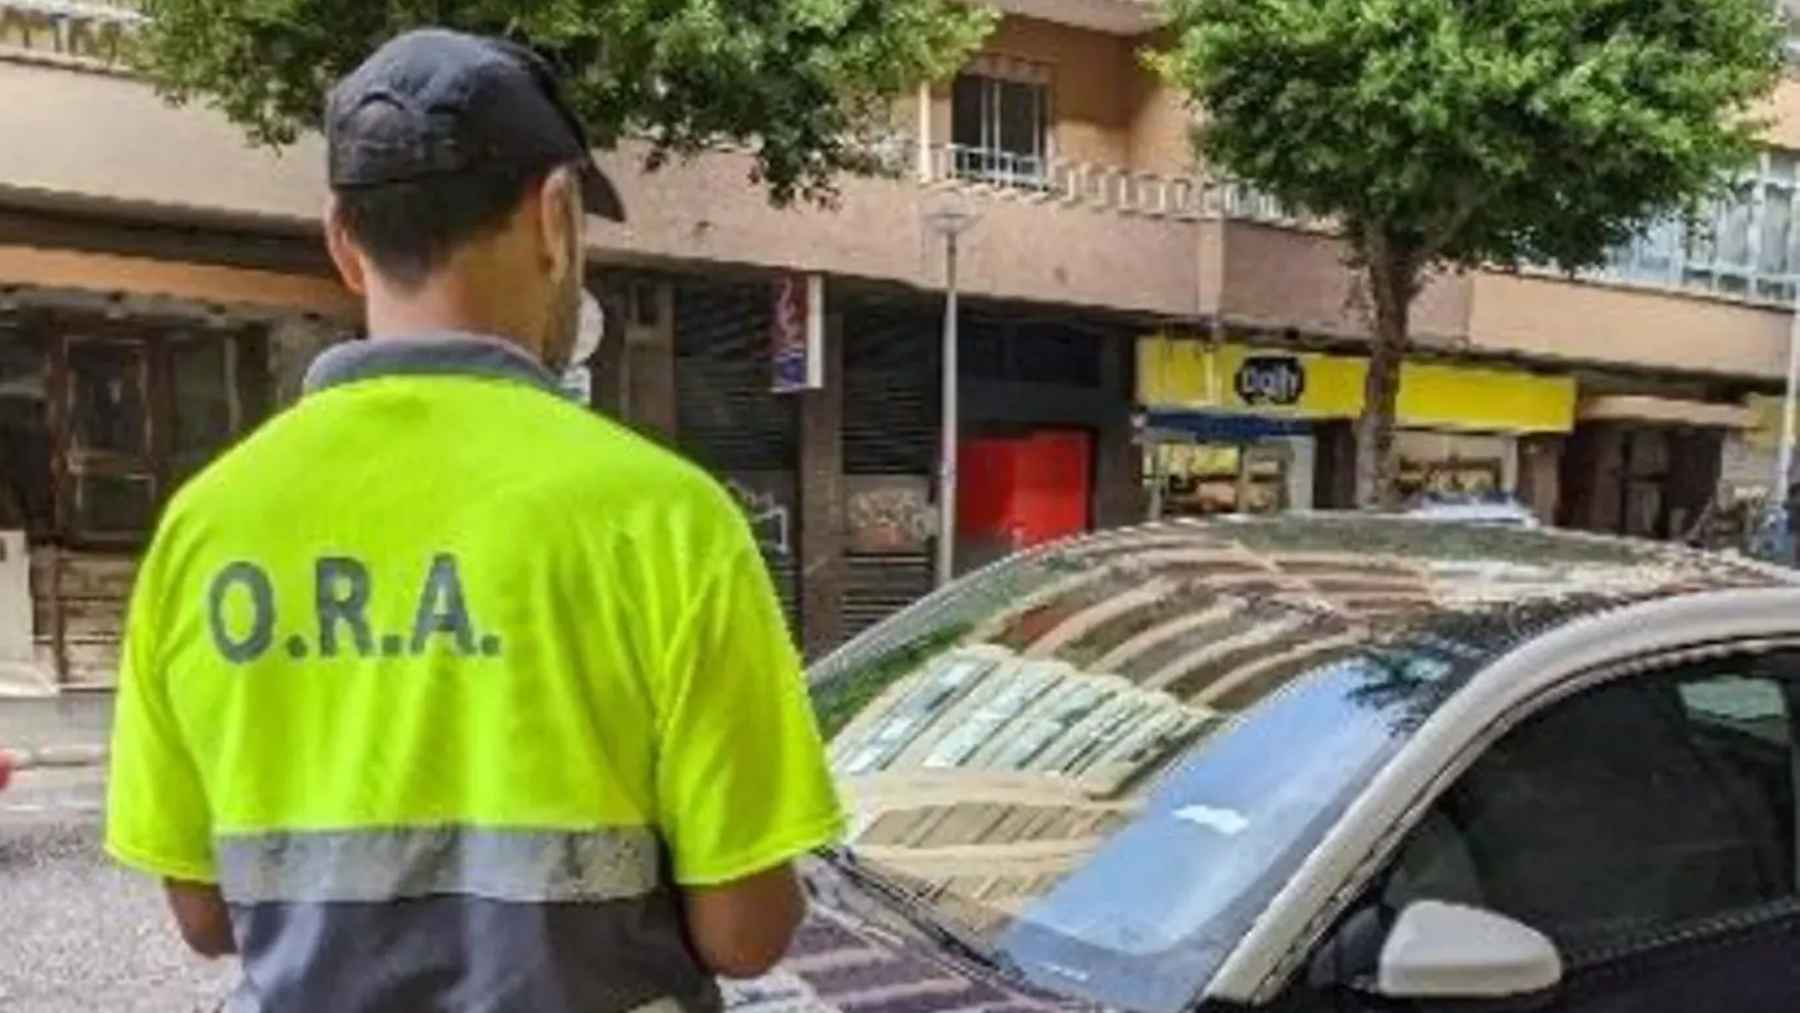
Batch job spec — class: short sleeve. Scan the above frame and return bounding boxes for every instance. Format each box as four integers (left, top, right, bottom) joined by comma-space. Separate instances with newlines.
656, 542, 845, 887
105, 558, 216, 884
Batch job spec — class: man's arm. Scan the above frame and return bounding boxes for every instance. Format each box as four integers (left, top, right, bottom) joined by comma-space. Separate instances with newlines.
681, 863, 807, 979
655, 532, 845, 980
164, 880, 238, 958
107, 538, 226, 955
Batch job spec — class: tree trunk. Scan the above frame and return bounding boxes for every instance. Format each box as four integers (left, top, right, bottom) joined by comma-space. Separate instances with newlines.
1355, 254, 1414, 511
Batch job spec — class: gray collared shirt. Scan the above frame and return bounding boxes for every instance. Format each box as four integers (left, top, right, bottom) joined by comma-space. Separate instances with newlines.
304, 331, 565, 398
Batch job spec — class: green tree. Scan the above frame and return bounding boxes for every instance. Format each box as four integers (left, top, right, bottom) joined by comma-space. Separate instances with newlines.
1152, 0, 1784, 508
131, 0, 994, 206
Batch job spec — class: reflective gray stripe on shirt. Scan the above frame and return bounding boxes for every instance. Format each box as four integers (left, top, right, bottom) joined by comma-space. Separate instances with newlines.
215, 825, 661, 905
222, 892, 722, 1013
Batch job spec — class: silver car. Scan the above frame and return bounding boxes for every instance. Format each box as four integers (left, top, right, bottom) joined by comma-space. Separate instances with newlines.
1404, 492, 1541, 528
787, 515, 1800, 1013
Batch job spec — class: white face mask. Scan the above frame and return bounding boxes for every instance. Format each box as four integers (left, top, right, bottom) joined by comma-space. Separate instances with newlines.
572, 289, 604, 366
560, 290, 604, 404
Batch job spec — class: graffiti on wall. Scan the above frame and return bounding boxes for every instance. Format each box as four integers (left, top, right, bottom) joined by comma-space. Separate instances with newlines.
718, 474, 936, 557
846, 477, 936, 555
725, 476, 793, 558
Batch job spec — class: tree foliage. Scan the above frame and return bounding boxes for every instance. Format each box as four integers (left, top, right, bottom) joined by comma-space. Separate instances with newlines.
1152, 0, 1784, 506
131, 0, 995, 206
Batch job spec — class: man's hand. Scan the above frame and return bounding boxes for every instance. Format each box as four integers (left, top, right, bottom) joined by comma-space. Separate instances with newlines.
164, 880, 237, 958
681, 862, 807, 979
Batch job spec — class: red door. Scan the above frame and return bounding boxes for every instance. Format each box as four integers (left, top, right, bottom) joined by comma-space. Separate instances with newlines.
957, 429, 1092, 552
1017, 430, 1091, 545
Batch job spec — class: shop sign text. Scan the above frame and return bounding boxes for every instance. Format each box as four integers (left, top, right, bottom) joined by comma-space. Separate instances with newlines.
1235, 356, 1307, 407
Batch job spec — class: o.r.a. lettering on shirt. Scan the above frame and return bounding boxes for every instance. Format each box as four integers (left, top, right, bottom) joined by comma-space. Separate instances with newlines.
203, 554, 504, 664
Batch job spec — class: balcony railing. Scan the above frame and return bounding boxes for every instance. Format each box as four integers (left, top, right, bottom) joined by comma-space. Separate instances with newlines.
924, 142, 1328, 229
1, 0, 144, 66
3, 0, 143, 22
925, 143, 1800, 311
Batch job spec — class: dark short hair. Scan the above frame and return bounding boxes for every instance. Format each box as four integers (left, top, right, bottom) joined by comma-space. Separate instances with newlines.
334, 161, 543, 291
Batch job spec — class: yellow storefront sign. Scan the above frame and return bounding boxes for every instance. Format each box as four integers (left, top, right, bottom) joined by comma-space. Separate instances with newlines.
1137, 337, 1576, 434
1744, 394, 1792, 453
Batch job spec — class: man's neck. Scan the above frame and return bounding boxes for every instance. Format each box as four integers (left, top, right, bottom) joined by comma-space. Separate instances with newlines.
362, 278, 543, 363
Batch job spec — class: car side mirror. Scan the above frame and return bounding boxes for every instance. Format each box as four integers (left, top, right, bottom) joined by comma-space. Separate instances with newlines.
1376, 901, 1563, 999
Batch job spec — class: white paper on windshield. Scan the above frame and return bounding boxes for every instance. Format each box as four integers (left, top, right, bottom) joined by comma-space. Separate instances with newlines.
1174, 804, 1250, 836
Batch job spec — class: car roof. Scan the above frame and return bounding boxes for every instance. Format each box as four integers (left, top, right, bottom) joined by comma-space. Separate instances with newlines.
815, 515, 1790, 713
816, 517, 1792, 787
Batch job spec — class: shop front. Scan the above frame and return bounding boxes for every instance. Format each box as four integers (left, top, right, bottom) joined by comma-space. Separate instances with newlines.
1135, 337, 1578, 518
1136, 410, 1313, 519
0, 289, 348, 695
1561, 396, 1759, 542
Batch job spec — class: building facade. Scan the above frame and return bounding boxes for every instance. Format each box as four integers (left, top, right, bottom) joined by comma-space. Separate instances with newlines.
2, 0, 1799, 692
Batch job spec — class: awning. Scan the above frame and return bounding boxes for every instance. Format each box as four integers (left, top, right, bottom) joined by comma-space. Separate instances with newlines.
1577, 395, 1757, 429
1139, 410, 1312, 443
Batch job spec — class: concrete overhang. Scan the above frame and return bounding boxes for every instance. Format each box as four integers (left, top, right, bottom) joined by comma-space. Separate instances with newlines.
1578, 395, 1759, 429
986, 0, 1162, 35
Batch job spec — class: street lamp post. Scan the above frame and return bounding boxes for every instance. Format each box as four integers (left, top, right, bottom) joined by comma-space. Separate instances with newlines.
1767, 283, 1800, 562
1778, 291, 1800, 499
925, 199, 980, 588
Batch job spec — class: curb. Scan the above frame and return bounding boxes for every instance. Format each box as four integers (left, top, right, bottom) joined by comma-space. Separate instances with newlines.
1, 744, 109, 772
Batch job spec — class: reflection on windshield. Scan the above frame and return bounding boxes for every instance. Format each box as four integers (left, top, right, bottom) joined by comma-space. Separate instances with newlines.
998, 659, 1425, 1013
809, 518, 1775, 1012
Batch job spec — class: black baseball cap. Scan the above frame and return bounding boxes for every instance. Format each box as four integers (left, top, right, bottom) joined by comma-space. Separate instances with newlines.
327, 28, 625, 222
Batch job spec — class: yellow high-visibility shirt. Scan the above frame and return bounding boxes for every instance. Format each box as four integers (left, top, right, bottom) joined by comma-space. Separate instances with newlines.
106, 334, 843, 1013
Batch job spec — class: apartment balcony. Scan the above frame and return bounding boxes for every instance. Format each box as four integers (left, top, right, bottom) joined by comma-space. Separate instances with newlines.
592, 136, 1795, 382
0, 37, 1787, 384
1466, 271, 1789, 381
986, 0, 1162, 35
0, 0, 142, 65
588, 140, 1212, 318
0, 56, 324, 228
1204, 212, 1792, 382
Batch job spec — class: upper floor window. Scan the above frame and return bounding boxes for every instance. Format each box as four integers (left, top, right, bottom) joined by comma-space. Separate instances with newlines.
1604, 149, 1800, 305
951, 55, 1051, 188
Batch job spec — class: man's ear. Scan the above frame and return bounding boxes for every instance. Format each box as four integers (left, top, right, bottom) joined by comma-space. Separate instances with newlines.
323, 194, 369, 297
537, 166, 582, 285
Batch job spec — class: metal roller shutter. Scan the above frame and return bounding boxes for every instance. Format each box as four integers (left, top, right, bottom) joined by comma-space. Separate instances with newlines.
845, 304, 938, 476
844, 557, 935, 640
673, 280, 801, 636
841, 303, 938, 638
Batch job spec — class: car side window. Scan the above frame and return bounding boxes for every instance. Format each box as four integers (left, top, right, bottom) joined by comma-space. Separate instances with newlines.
1383, 652, 1799, 960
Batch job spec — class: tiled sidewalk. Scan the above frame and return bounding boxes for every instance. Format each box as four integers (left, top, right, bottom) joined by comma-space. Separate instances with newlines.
0, 694, 112, 769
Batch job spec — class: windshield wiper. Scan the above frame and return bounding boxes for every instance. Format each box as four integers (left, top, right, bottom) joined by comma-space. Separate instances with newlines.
814, 847, 1028, 983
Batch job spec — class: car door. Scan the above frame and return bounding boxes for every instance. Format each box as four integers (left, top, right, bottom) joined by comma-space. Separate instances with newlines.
1273, 646, 1800, 1013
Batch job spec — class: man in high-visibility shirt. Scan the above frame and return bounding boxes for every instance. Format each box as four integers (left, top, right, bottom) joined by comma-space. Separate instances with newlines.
105, 28, 844, 1013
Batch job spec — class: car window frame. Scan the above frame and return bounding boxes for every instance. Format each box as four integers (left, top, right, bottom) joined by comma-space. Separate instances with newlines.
1274, 637, 1800, 1006
1383, 649, 1800, 960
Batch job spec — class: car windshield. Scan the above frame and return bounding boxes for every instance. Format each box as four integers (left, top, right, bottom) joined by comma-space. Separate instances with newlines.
807, 517, 1775, 1012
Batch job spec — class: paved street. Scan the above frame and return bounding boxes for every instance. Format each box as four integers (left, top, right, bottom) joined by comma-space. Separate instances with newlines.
0, 765, 234, 1012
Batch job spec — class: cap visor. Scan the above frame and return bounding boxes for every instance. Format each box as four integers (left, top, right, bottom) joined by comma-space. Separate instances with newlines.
580, 162, 626, 223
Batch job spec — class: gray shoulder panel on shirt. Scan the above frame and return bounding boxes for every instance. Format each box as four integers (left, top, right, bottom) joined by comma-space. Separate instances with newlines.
303, 332, 563, 397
